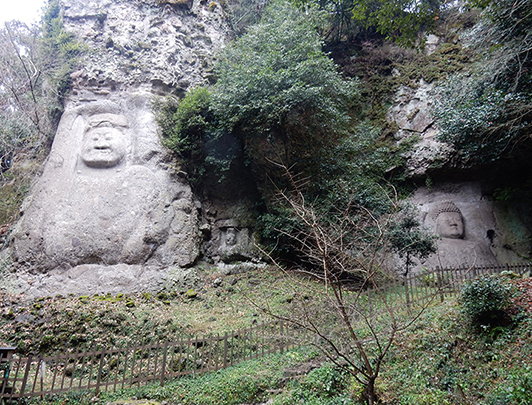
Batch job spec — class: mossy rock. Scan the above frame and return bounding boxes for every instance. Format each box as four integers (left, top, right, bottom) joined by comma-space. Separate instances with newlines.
156, 0, 193, 9
185, 288, 198, 299
125, 300, 136, 308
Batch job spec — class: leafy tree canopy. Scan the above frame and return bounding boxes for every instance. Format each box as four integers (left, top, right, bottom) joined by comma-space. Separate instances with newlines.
159, 0, 432, 262
161, 0, 361, 191
352, 0, 443, 46
289, 0, 447, 46
211, 0, 358, 147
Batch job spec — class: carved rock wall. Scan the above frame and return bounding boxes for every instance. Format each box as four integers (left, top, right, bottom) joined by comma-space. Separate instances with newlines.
408, 182, 527, 272
10, 92, 200, 296
4, 0, 232, 297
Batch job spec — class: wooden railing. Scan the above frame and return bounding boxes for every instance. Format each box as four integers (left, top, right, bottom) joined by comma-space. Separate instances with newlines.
0, 320, 302, 400
362, 263, 531, 316
1, 262, 530, 400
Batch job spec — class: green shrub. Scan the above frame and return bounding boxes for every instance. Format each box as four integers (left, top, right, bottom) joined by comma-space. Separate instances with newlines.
486, 369, 532, 405
300, 365, 349, 398
460, 274, 515, 328
157, 88, 238, 187
274, 364, 351, 405
432, 75, 521, 165
431, 0, 532, 167
161, 87, 211, 161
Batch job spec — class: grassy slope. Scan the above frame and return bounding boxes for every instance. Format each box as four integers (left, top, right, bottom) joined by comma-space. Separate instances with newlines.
0, 264, 320, 354
381, 299, 532, 405
2, 265, 532, 405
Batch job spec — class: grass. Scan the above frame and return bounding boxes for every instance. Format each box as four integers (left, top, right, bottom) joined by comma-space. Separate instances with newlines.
379, 299, 532, 404
0, 264, 326, 354
2, 265, 532, 404
18, 294, 532, 405
26, 347, 323, 405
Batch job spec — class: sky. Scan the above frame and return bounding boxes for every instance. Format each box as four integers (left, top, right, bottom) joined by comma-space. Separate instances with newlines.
0, 0, 47, 27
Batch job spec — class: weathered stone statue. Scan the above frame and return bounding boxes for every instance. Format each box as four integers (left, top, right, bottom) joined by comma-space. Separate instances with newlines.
211, 220, 258, 263
0, 0, 240, 296
431, 201, 465, 240
80, 113, 130, 169
224, 227, 238, 247
422, 199, 498, 269
9, 94, 200, 295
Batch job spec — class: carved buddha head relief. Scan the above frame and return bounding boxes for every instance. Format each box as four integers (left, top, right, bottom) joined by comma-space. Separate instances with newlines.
81, 113, 130, 169
431, 201, 464, 239
224, 227, 238, 246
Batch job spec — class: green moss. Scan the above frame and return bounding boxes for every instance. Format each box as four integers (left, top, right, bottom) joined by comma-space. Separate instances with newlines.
341, 38, 474, 131
185, 289, 198, 299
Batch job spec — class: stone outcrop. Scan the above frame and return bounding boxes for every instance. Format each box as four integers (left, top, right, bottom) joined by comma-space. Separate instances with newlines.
3, 0, 232, 297
64, 0, 230, 93
386, 80, 453, 177
10, 92, 200, 295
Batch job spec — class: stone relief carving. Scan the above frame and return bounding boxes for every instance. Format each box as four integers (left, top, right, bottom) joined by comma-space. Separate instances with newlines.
209, 220, 258, 263
80, 113, 130, 169
422, 200, 497, 269
9, 93, 200, 296
409, 183, 500, 272
223, 227, 238, 247
430, 201, 464, 240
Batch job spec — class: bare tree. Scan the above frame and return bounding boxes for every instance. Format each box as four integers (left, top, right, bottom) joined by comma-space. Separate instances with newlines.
0, 21, 55, 153
0, 3, 84, 224
256, 163, 433, 404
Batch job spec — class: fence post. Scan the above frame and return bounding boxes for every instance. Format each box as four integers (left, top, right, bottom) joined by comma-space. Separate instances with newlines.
404, 276, 411, 314
160, 342, 168, 387
279, 321, 284, 354
18, 356, 33, 398
436, 267, 444, 303
223, 333, 228, 369
0, 347, 16, 398
95, 349, 106, 394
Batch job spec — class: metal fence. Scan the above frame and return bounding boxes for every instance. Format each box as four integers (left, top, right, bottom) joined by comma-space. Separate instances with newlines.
1, 262, 530, 400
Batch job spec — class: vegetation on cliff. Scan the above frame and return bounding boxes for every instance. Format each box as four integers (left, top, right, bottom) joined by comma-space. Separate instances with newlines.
0, 0, 84, 225
432, 0, 532, 167
159, 0, 432, 264
1, 0, 532, 403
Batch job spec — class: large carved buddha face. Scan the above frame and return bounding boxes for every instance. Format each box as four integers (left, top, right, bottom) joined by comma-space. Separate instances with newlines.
436, 211, 464, 239
81, 126, 128, 168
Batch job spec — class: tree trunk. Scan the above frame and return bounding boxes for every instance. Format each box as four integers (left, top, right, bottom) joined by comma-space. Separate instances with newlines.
366, 376, 378, 405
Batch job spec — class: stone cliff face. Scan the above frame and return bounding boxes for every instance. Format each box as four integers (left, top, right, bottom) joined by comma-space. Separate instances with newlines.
3, 3, 530, 298
5, 0, 235, 297
384, 38, 531, 267
64, 0, 229, 93
386, 79, 453, 178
